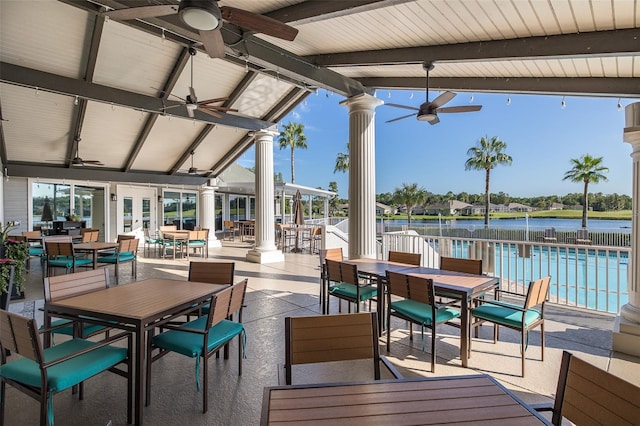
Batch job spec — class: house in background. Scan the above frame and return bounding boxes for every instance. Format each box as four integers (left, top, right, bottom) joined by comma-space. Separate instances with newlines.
507, 202, 533, 212
423, 200, 472, 215
376, 202, 396, 216
550, 202, 565, 210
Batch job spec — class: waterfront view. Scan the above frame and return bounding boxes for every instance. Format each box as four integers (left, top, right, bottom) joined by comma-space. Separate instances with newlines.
382, 218, 632, 233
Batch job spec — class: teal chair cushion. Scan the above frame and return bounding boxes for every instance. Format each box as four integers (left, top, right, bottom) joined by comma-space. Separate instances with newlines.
0, 338, 127, 392
48, 257, 92, 269
472, 302, 542, 328
152, 316, 244, 358
29, 247, 45, 256
97, 252, 135, 264
329, 282, 377, 301
391, 299, 460, 325
187, 240, 206, 247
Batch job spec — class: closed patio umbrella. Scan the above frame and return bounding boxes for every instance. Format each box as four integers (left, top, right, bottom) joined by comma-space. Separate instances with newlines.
293, 191, 305, 226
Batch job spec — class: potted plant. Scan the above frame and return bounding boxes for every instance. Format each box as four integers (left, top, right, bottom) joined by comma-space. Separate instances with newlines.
0, 221, 29, 301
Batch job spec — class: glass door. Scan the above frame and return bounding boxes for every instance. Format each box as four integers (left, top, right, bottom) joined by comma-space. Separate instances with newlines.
117, 187, 157, 238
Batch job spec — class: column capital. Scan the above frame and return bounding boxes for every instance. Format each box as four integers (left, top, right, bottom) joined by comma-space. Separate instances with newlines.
340, 92, 383, 112
251, 126, 279, 139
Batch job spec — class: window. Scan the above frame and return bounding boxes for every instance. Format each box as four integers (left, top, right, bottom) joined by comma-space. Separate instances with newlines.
162, 190, 198, 229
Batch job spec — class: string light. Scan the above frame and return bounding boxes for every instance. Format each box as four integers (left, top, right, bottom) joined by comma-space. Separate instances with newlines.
387, 91, 391, 99
506, 95, 511, 105
561, 96, 566, 109
161, 29, 166, 44
111, 102, 115, 111
35, 87, 39, 96
409, 92, 414, 100
245, 58, 249, 73
618, 98, 623, 111
469, 94, 474, 103
74, 96, 79, 106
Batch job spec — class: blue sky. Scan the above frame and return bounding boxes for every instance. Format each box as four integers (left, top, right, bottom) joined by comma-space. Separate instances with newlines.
238, 90, 634, 199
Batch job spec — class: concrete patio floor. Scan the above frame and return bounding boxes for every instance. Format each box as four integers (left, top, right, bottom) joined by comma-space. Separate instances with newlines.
4, 240, 640, 425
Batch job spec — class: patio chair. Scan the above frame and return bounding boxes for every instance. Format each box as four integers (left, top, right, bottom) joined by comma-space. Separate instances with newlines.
42, 268, 112, 345
388, 250, 421, 266
542, 227, 557, 242
318, 248, 343, 312
534, 350, 640, 425
281, 312, 402, 385
184, 229, 209, 259
223, 220, 236, 241
0, 310, 132, 426
385, 271, 460, 372
97, 238, 138, 284
80, 228, 99, 242
440, 256, 482, 275
326, 259, 377, 314
188, 261, 235, 316
143, 227, 162, 257
470, 276, 551, 377
302, 226, 322, 254
146, 279, 248, 413
44, 240, 93, 277
23, 230, 45, 270
576, 228, 591, 245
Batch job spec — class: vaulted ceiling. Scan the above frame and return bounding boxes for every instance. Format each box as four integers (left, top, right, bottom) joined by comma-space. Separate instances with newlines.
1, 0, 638, 187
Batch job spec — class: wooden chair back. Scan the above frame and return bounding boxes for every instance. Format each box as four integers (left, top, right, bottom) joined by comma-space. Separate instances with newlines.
524, 276, 551, 309
338, 261, 359, 285
0, 310, 41, 362
43, 268, 110, 302
81, 229, 100, 242
118, 238, 139, 254
319, 247, 343, 265
117, 234, 136, 242
550, 350, 640, 426
386, 271, 434, 305
43, 235, 73, 243
22, 231, 41, 239
205, 279, 248, 329
188, 230, 208, 241
284, 312, 381, 384
440, 256, 483, 275
45, 241, 74, 257
386, 270, 411, 299
388, 251, 421, 266
188, 261, 235, 285
325, 258, 342, 283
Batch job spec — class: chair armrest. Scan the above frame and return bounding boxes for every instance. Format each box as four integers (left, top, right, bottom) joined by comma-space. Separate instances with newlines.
380, 355, 403, 379
473, 299, 527, 312
530, 402, 554, 412
495, 289, 526, 298
41, 331, 132, 369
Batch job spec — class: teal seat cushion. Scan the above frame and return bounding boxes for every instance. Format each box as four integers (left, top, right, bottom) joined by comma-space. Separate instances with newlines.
29, 247, 45, 256
472, 302, 542, 328
42, 319, 107, 337
188, 240, 206, 247
48, 257, 92, 269
329, 282, 377, 301
0, 339, 127, 392
97, 252, 135, 264
391, 299, 460, 325
152, 316, 244, 358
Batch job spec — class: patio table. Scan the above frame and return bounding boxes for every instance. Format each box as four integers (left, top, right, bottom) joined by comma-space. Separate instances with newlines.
43, 278, 227, 425
73, 241, 119, 269
161, 230, 189, 259
261, 374, 551, 425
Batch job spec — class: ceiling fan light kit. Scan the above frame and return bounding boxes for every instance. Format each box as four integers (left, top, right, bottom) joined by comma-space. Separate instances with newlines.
179, 0, 222, 31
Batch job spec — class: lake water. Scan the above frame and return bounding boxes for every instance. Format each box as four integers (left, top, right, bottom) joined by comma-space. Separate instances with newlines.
382, 218, 632, 233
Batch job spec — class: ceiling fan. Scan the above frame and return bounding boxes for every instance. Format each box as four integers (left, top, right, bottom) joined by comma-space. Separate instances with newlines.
70, 137, 103, 166
102, 0, 299, 59
162, 47, 239, 118
179, 150, 214, 175
385, 62, 482, 125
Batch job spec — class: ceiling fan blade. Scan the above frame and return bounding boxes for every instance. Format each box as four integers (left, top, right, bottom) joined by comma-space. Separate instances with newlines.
103, 5, 178, 20
430, 91, 456, 108
83, 160, 104, 165
437, 105, 483, 113
197, 97, 229, 105
200, 29, 225, 58
386, 113, 416, 123
221, 7, 298, 41
162, 104, 185, 111
203, 105, 238, 113
385, 103, 419, 111
428, 116, 440, 125
198, 107, 222, 118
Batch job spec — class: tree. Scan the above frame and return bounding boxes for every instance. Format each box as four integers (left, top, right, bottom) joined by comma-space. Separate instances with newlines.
328, 181, 340, 215
563, 154, 609, 228
334, 142, 349, 173
465, 135, 513, 227
392, 183, 427, 226
278, 122, 308, 183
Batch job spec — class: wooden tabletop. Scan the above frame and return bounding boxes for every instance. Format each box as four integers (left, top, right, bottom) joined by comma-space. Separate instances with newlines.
262, 375, 550, 425
344, 258, 417, 276
46, 278, 226, 321
74, 241, 119, 250
399, 266, 499, 295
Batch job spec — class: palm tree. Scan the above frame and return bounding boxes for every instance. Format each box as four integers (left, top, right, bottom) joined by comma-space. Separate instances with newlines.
392, 183, 427, 226
278, 122, 308, 183
465, 135, 513, 227
563, 154, 609, 228
334, 143, 349, 173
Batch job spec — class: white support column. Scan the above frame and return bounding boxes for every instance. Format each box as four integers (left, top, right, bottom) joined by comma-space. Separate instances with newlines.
340, 93, 383, 260
247, 128, 285, 264
614, 102, 640, 356
200, 186, 221, 248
